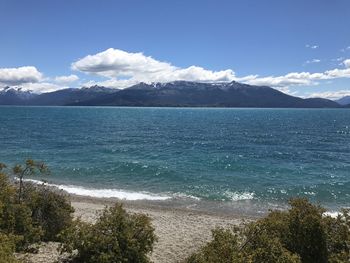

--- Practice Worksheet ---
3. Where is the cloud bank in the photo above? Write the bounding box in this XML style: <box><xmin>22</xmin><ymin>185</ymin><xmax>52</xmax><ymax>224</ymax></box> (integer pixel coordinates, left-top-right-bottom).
<box><xmin>1</xmin><ymin>49</ymin><xmax>350</xmax><ymax>99</ymax></box>
<box><xmin>54</xmin><ymin>74</ymin><xmax>79</xmax><ymax>84</ymax></box>
<box><xmin>309</xmin><ymin>90</ymin><xmax>350</xmax><ymax>100</ymax></box>
<box><xmin>0</xmin><ymin>67</ymin><xmax>77</xmax><ymax>93</ymax></box>
<box><xmin>20</xmin><ymin>82</ymin><xmax>68</xmax><ymax>94</ymax></box>
<box><xmin>72</xmin><ymin>48</ymin><xmax>236</xmax><ymax>88</ymax></box>
<box><xmin>0</xmin><ymin>66</ymin><xmax>42</xmax><ymax>86</ymax></box>
<box><xmin>241</xmin><ymin>67</ymin><xmax>350</xmax><ymax>88</ymax></box>
<box><xmin>72</xmin><ymin>49</ymin><xmax>350</xmax><ymax>94</ymax></box>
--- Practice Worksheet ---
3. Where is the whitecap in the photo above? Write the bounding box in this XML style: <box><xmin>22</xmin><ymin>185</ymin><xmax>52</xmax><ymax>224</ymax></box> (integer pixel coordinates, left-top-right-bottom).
<box><xmin>173</xmin><ymin>192</ymin><xmax>201</xmax><ymax>201</ymax></box>
<box><xmin>223</xmin><ymin>191</ymin><xmax>254</xmax><ymax>201</ymax></box>
<box><xmin>19</xmin><ymin>178</ymin><xmax>171</xmax><ymax>201</ymax></box>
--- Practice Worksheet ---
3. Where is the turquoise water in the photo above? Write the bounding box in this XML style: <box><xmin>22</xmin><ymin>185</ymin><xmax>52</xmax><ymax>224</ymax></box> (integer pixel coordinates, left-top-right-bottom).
<box><xmin>0</xmin><ymin>106</ymin><xmax>349</xmax><ymax>214</ymax></box>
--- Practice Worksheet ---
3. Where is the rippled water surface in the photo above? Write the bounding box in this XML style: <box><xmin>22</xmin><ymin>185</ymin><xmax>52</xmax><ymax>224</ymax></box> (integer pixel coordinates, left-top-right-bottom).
<box><xmin>0</xmin><ymin>106</ymin><xmax>349</xmax><ymax>213</ymax></box>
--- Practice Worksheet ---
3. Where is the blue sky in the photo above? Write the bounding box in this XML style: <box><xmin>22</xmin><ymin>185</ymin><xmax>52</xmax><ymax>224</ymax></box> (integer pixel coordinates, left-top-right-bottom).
<box><xmin>0</xmin><ymin>0</ymin><xmax>349</xmax><ymax>99</ymax></box>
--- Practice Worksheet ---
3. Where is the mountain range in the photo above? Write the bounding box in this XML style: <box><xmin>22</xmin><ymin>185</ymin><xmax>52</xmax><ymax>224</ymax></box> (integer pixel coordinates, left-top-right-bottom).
<box><xmin>336</xmin><ymin>96</ymin><xmax>350</xmax><ymax>106</ymax></box>
<box><xmin>0</xmin><ymin>81</ymin><xmax>347</xmax><ymax>108</ymax></box>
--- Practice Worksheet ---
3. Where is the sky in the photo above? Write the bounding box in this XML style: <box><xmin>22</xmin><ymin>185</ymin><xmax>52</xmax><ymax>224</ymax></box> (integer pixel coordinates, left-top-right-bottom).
<box><xmin>0</xmin><ymin>0</ymin><xmax>350</xmax><ymax>99</ymax></box>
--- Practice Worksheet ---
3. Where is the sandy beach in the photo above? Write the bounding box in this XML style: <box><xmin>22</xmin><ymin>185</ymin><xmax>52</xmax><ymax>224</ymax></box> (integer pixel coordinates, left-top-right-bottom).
<box><xmin>17</xmin><ymin>195</ymin><xmax>247</xmax><ymax>263</ymax></box>
<box><xmin>72</xmin><ymin>196</ymin><xmax>246</xmax><ymax>263</ymax></box>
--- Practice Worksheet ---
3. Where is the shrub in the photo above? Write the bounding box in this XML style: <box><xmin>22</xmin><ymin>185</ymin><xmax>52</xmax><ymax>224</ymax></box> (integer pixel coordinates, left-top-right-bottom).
<box><xmin>285</xmin><ymin>198</ymin><xmax>328</xmax><ymax>263</ymax></box>
<box><xmin>12</xmin><ymin>159</ymin><xmax>48</xmax><ymax>203</ymax></box>
<box><xmin>323</xmin><ymin>209</ymin><xmax>350</xmax><ymax>262</ymax></box>
<box><xmin>60</xmin><ymin>203</ymin><xmax>156</xmax><ymax>263</ymax></box>
<box><xmin>1</xmin><ymin>202</ymin><xmax>43</xmax><ymax>250</ymax></box>
<box><xmin>186</xmin><ymin>228</ymin><xmax>241</xmax><ymax>263</ymax></box>
<box><xmin>0</xmin><ymin>170</ymin><xmax>42</xmax><ymax>250</ymax></box>
<box><xmin>0</xmin><ymin>233</ymin><xmax>19</xmax><ymax>263</ymax></box>
<box><xmin>23</xmin><ymin>183</ymin><xmax>74</xmax><ymax>241</ymax></box>
<box><xmin>0</xmin><ymin>161</ymin><xmax>74</xmax><ymax>251</ymax></box>
<box><xmin>186</xmin><ymin>198</ymin><xmax>350</xmax><ymax>263</ymax></box>
<box><xmin>188</xmin><ymin>227</ymin><xmax>300</xmax><ymax>263</ymax></box>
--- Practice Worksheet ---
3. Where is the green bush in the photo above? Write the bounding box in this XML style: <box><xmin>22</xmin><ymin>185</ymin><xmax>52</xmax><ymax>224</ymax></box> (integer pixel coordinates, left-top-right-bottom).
<box><xmin>186</xmin><ymin>198</ymin><xmax>350</xmax><ymax>263</ymax></box>
<box><xmin>0</xmin><ymin>233</ymin><xmax>19</xmax><ymax>263</ymax></box>
<box><xmin>60</xmin><ymin>203</ymin><xmax>156</xmax><ymax>263</ymax></box>
<box><xmin>0</xmin><ymin>170</ymin><xmax>42</xmax><ymax>250</ymax></box>
<box><xmin>323</xmin><ymin>209</ymin><xmax>350</xmax><ymax>263</ymax></box>
<box><xmin>285</xmin><ymin>198</ymin><xmax>328</xmax><ymax>263</ymax></box>
<box><xmin>187</xmin><ymin>227</ymin><xmax>301</xmax><ymax>263</ymax></box>
<box><xmin>0</xmin><ymin>161</ymin><xmax>74</xmax><ymax>251</ymax></box>
<box><xmin>1</xmin><ymin>202</ymin><xmax>43</xmax><ymax>249</ymax></box>
<box><xmin>23</xmin><ymin>184</ymin><xmax>74</xmax><ymax>241</ymax></box>
<box><xmin>186</xmin><ymin>228</ymin><xmax>242</xmax><ymax>263</ymax></box>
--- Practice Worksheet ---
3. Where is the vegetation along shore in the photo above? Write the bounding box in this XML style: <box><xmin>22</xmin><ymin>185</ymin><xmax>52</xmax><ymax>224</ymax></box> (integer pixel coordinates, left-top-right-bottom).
<box><xmin>0</xmin><ymin>161</ymin><xmax>350</xmax><ymax>263</ymax></box>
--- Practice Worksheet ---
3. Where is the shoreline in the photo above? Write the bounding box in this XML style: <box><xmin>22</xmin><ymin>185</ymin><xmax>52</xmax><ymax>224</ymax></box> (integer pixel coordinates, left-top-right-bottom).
<box><xmin>69</xmin><ymin>194</ymin><xmax>260</xmax><ymax>220</ymax></box>
<box><xmin>16</xmin><ymin>193</ymin><xmax>248</xmax><ymax>263</ymax></box>
<box><xmin>15</xmin><ymin>187</ymin><xmax>343</xmax><ymax>262</ymax></box>
<box><xmin>70</xmin><ymin>194</ymin><xmax>249</xmax><ymax>263</ymax></box>
<box><xmin>15</xmin><ymin>183</ymin><xmax>258</xmax><ymax>263</ymax></box>
<box><xmin>22</xmin><ymin>177</ymin><xmax>272</xmax><ymax>217</ymax></box>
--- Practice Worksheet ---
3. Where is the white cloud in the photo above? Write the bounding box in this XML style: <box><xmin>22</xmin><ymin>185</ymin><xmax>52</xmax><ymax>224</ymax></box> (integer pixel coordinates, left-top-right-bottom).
<box><xmin>72</xmin><ymin>48</ymin><xmax>236</xmax><ymax>88</ymax></box>
<box><xmin>21</xmin><ymin>82</ymin><xmax>68</xmax><ymax>93</ymax></box>
<box><xmin>343</xmin><ymin>59</ymin><xmax>350</xmax><ymax>68</ymax></box>
<box><xmin>72</xmin><ymin>48</ymin><xmax>176</xmax><ymax>78</ymax></box>
<box><xmin>54</xmin><ymin>74</ymin><xmax>79</xmax><ymax>84</ymax></box>
<box><xmin>0</xmin><ymin>66</ymin><xmax>73</xmax><ymax>93</ymax></box>
<box><xmin>3</xmin><ymin>48</ymin><xmax>347</xmax><ymax>95</ymax></box>
<box><xmin>0</xmin><ymin>66</ymin><xmax>42</xmax><ymax>86</ymax></box>
<box><xmin>82</xmin><ymin>78</ymin><xmax>138</xmax><ymax>89</ymax></box>
<box><xmin>324</xmin><ymin>68</ymin><xmax>350</xmax><ymax>78</ymax></box>
<box><xmin>241</xmin><ymin>60</ymin><xmax>350</xmax><ymax>88</ymax></box>
<box><xmin>306</xmin><ymin>44</ymin><xmax>318</xmax><ymax>49</ymax></box>
<box><xmin>71</xmin><ymin>49</ymin><xmax>350</xmax><ymax>90</ymax></box>
<box><xmin>308</xmin><ymin>90</ymin><xmax>350</xmax><ymax>100</ymax></box>
<box><xmin>239</xmin><ymin>72</ymin><xmax>325</xmax><ymax>87</ymax></box>
<box><xmin>305</xmin><ymin>59</ymin><xmax>321</xmax><ymax>64</ymax></box>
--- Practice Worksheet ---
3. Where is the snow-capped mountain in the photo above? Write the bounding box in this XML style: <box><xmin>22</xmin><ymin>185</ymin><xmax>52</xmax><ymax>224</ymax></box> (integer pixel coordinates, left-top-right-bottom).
<box><xmin>0</xmin><ymin>81</ymin><xmax>342</xmax><ymax>108</ymax></box>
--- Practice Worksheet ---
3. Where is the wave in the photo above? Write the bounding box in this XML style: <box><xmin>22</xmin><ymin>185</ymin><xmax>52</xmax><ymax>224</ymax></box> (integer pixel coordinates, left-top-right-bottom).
<box><xmin>173</xmin><ymin>192</ymin><xmax>201</xmax><ymax>201</ymax></box>
<box><xmin>223</xmin><ymin>190</ymin><xmax>255</xmax><ymax>201</ymax></box>
<box><xmin>20</xmin><ymin>179</ymin><xmax>254</xmax><ymax>202</ymax></box>
<box><xmin>21</xmin><ymin>178</ymin><xmax>171</xmax><ymax>201</ymax></box>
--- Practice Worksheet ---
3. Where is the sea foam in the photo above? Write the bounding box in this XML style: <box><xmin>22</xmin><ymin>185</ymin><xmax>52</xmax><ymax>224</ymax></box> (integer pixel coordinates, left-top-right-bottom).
<box><xmin>223</xmin><ymin>190</ymin><xmax>255</xmax><ymax>201</ymax></box>
<box><xmin>21</xmin><ymin>178</ymin><xmax>171</xmax><ymax>201</ymax></box>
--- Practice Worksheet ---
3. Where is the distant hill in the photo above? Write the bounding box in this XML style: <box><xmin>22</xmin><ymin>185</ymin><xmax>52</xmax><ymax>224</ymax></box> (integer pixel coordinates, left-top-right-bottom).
<box><xmin>0</xmin><ymin>81</ymin><xmax>342</xmax><ymax>108</ymax></box>
<box><xmin>0</xmin><ymin>87</ymin><xmax>37</xmax><ymax>105</ymax></box>
<box><xmin>28</xmin><ymin>85</ymin><xmax>116</xmax><ymax>106</ymax></box>
<box><xmin>71</xmin><ymin>81</ymin><xmax>340</xmax><ymax>108</ymax></box>
<box><xmin>0</xmin><ymin>85</ymin><xmax>116</xmax><ymax>106</ymax></box>
<box><xmin>336</xmin><ymin>96</ymin><xmax>350</xmax><ymax>106</ymax></box>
